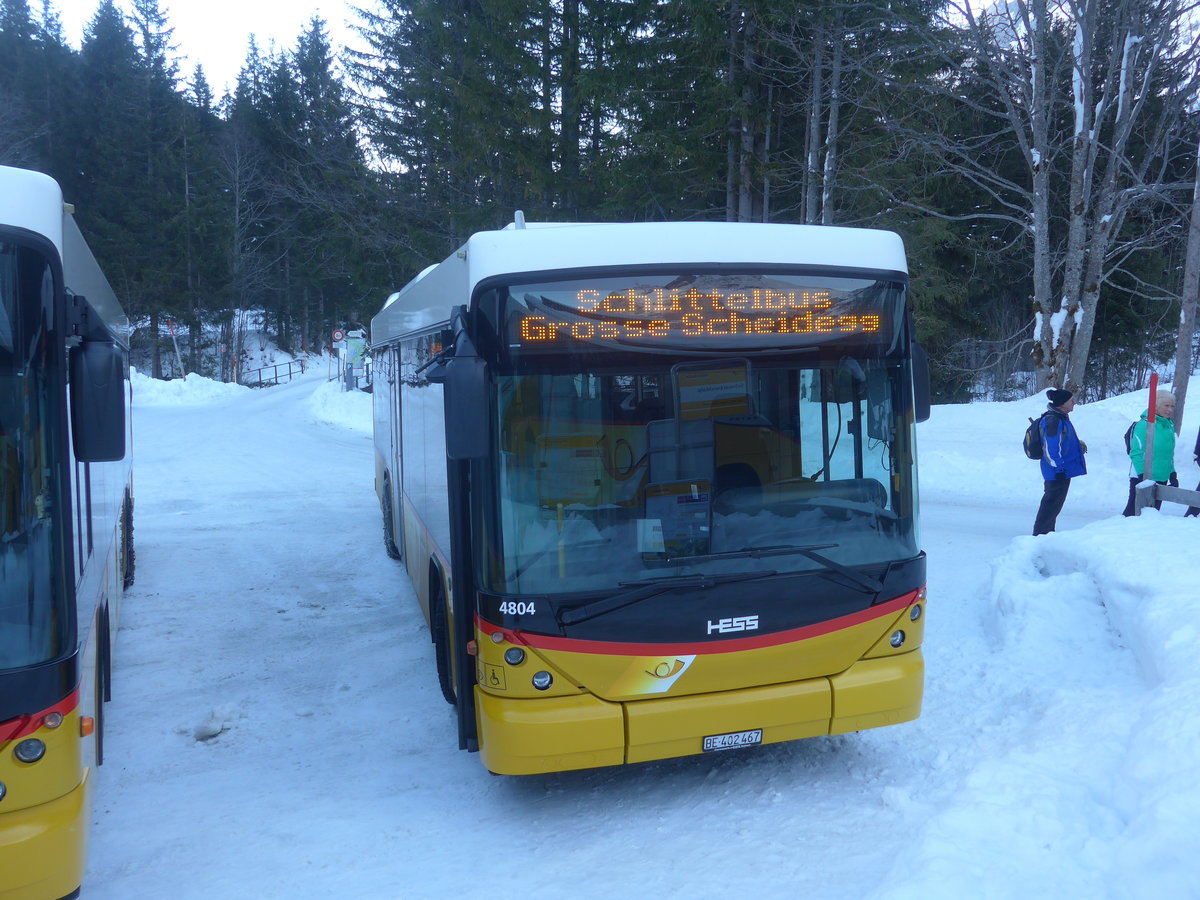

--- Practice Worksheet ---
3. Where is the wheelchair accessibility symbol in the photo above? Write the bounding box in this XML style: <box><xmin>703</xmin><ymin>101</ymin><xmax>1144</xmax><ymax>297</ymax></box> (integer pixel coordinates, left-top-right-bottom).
<box><xmin>483</xmin><ymin>663</ymin><xmax>507</xmax><ymax>691</ymax></box>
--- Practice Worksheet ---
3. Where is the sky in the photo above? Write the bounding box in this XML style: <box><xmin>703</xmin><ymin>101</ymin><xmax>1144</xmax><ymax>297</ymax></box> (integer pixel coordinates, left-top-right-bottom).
<box><xmin>76</xmin><ymin>332</ymin><xmax>1200</xmax><ymax>899</ymax></box>
<box><xmin>50</xmin><ymin>0</ymin><xmax>361</xmax><ymax>94</ymax></box>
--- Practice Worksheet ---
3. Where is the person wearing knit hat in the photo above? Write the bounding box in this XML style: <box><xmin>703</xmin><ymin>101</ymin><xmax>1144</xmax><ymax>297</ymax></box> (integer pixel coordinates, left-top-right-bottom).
<box><xmin>1033</xmin><ymin>387</ymin><xmax>1087</xmax><ymax>535</ymax></box>
<box><xmin>1047</xmin><ymin>388</ymin><xmax>1072</xmax><ymax>407</ymax></box>
<box><xmin>1121</xmin><ymin>389</ymin><xmax>1177</xmax><ymax>517</ymax></box>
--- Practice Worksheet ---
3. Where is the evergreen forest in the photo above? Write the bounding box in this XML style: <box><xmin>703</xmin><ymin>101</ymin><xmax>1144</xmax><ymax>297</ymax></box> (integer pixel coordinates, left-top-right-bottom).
<box><xmin>3</xmin><ymin>0</ymin><xmax>1199</xmax><ymax>403</ymax></box>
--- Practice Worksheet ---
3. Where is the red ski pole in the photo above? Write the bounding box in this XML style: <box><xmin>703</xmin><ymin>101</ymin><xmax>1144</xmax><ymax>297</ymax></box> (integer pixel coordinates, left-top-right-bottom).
<box><xmin>1143</xmin><ymin>372</ymin><xmax>1159</xmax><ymax>483</ymax></box>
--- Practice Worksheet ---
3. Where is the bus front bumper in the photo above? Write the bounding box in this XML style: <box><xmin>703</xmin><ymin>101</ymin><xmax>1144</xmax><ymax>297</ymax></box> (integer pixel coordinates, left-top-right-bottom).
<box><xmin>476</xmin><ymin>649</ymin><xmax>923</xmax><ymax>775</ymax></box>
<box><xmin>0</xmin><ymin>773</ymin><xmax>88</xmax><ymax>900</ymax></box>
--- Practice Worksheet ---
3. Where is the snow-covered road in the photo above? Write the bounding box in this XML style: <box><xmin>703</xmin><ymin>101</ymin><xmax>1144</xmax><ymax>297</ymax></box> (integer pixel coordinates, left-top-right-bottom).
<box><xmin>84</xmin><ymin>369</ymin><xmax>1200</xmax><ymax>899</ymax></box>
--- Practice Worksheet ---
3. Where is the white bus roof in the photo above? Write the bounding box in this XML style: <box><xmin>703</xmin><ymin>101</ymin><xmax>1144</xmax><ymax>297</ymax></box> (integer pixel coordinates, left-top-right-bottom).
<box><xmin>371</xmin><ymin>220</ymin><xmax>907</xmax><ymax>346</ymax></box>
<box><xmin>0</xmin><ymin>164</ymin><xmax>128</xmax><ymax>338</ymax></box>
<box><xmin>0</xmin><ymin>165</ymin><xmax>64</xmax><ymax>252</ymax></box>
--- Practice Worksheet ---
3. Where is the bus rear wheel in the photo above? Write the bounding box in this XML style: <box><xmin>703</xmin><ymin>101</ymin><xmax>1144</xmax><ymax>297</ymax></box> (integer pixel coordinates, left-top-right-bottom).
<box><xmin>121</xmin><ymin>491</ymin><xmax>135</xmax><ymax>589</ymax></box>
<box><xmin>381</xmin><ymin>485</ymin><xmax>401</xmax><ymax>560</ymax></box>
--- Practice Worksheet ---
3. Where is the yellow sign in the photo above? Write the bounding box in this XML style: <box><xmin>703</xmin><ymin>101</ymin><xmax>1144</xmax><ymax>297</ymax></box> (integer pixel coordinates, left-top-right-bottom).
<box><xmin>677</xmin><ymin>367</ymin><xmax>749</xmax><ymax>419</ymax></box>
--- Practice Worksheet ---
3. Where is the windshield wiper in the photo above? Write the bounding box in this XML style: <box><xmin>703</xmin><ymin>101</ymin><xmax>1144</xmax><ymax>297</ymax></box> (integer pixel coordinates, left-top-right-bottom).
<box><xmin>675</xmin><ymin>543</ymin><xmax>883</xmax><ymax>595</ymax></box>
<box><xmin>557</xmin><ymin>569</ymin><xmax>782</xmax><ymax>627</ymax></box>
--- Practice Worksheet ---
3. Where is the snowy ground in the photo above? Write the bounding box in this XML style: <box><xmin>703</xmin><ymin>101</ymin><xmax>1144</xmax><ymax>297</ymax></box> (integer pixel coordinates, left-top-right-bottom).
<box><xmin>84</xmin><ymin>370</ymin><xmax>1200</xmax><ymax>899</ymax></box>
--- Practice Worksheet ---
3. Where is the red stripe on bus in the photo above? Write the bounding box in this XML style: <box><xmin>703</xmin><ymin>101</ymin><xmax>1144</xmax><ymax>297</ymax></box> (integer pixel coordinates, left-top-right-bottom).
<box><xmin>478</xmin><ymin>587</ymin><xmax>922</xmax><ymax>656</ymax></box>
<box><xmin>0</xmin><ymin>689</ymin><xmax>80</xmax><ymax>744</ymax></box>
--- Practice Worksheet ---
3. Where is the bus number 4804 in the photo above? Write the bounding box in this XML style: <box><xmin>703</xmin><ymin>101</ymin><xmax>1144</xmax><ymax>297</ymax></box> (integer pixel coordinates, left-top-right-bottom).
<box><xmin>500</xmin><ymin>601</ymin><xmax>536</xmax><ymax>615</ymax></box>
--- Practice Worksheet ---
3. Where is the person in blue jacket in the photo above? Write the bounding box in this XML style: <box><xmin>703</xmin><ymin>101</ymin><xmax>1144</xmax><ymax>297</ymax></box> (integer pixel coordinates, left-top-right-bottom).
<box><xmin>1033</xmin><ymin>388</ymin><xmax>1087</xmax><ymax>535</ymax></box>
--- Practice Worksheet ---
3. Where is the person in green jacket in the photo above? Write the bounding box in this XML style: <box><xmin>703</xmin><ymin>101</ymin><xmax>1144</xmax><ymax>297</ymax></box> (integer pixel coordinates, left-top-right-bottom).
<box><xmin>1121</xmin><ymin>390</ymin><xmax>1178</xmax><ymax>516</ymax></box>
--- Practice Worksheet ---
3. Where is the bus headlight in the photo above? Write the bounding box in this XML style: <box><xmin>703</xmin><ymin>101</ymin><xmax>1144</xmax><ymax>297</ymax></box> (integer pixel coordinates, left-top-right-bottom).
<box><xmin>909</xmin><ymin>604</ymin><xmax>922</xmax><ymax>622</ymax></box>
<box><xmin>889</xmin><ymin>630</ymin><xmax>906</xmax><ymax>649</ymax></box>
<box><xmin>43</xmin><ymin>712</ymin><xmax>64</xmax><ymax>729</ymax></box>
<box><xmin>532</xmin><ymin>671</ymin><xmax>553</xmax><ymax>690</ymax></box>
<box><xmin>504</xmin><ymin>647</ymin><xmax>526</xmax><ymax>666</ymax></box>
<box><xmin>14</xmin><ymin>738</ymin><xmax>46</xmax><ymax>763</ymax></box>
<box><xmin>0</xmin><ymin>781</ymin><xmax>6</xmax><ymax>802</ymax></box>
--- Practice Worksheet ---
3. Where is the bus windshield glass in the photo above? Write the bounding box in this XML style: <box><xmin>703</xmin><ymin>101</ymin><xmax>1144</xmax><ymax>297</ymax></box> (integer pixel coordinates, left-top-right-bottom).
<box><xmin>487</xmin><ymin>273</ymin><xmax>918</xmax><ymax>596</ymax></box>
<box><xmin>0</xmin><ymin>241</ymin><xmax>69</xmax><ymax>670</ymax></box>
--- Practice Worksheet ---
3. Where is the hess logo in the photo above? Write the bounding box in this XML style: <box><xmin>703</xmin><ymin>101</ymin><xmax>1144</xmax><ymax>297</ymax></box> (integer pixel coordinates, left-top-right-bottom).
<box><xmin>707</xmin><ymin>615</ymin><xmax>760</xmax><ymax>634</ymax></box>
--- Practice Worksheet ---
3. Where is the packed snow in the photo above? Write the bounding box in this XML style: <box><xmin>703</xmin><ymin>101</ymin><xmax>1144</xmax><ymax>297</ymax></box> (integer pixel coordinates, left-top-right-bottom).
<box><xmin>84</xmin><ymin>365</ymin><xmax>1200</xmax><ymax>899</ymax></box>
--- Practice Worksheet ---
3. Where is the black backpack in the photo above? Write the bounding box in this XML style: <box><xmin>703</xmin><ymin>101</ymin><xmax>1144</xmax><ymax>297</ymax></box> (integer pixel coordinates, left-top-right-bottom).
<box><xmin>1023</xmin><ymin>414</ymin><xmax>1046</xmax><ymax>460</ymax></box>
<box><xmin>1124</xmin><ymin>420</ymin><xmax>1135</xmax><ymax>454</ymax></box>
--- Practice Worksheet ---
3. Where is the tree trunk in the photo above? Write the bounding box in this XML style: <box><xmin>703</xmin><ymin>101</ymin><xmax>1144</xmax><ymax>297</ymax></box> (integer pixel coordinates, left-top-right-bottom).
<box><xmin>725</xmin><ymin>3</ymin><xmax>741</xmax><ymax>221</ymax></box>
<box><xmin>149</xmin><ymin>309</ymin><xmax>162</xmax><ymax>379</ymax></box>
<box><xmin>560</xmin><ymin>0</ymin><xmax>580</xmax><ymax>215</ymax></box>
<box><xmin>1173</xmin><ymin>132</ymin><xmax>1200</xmax><ymax>431</ymax></box>
<box><xmin>804</xmin><ymin>24</ymin><xmax>825</xmax><ymax>225</ymax></box>
<box><xmin>1026</xmin><ymin>0</ymin><xmax>1056</xmax><ymax>387</ymax></box>
<box><xmin>737</xmin><ymin>14</ymin><xmax>755</xmax><ymax>222</ymax></box>
<box><xmin>820</xmin><ymin>27</ymin><xmax>842</xmax><ymax>226</ymax></box>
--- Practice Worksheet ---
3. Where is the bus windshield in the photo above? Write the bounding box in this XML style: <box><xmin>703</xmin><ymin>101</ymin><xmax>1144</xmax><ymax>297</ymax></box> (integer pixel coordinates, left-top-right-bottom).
<box><xmin>0</xmin><ymin>241</ymin><xmax>69</xmax><ymax>670</ymax></box>
<box><xmin>487</xmin><ymin>274</ymin><xmax>918</xmax><ymax>596</ymax></box>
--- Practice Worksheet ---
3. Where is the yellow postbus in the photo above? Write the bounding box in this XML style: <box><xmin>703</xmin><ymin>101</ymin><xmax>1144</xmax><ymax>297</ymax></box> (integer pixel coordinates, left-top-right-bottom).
<box><xmin>0</xmin><ymin>165</ymin><xmax>133</xmax><ymax>899</ymax></box>
<box><xmin>371</xmin><ymin>219</ymin><xmax>929</xmax><ymax>775</ymax></box>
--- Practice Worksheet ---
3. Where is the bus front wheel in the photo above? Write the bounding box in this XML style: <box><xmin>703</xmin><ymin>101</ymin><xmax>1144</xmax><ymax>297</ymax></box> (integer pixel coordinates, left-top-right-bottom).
<box><xmin>431</xmin><ymin>584</ymin><xmax>456</xmax><ymax>705</ymax></box>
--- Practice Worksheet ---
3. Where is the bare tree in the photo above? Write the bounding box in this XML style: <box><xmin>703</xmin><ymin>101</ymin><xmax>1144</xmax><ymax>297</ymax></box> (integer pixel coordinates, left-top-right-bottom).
<box><xmin>900</xmin><ymin>0</ymin><xmax>1200</xmax><ymax>394</ymax></box>
<box><xmin>1056</xmin><ymin>0</ymin><xmax>1200</xmax><ymax>390</ymax></box>
<box><xmin>215</xmin><ymin>131</ymin><xmax>283</xmax><ymax>381</ymax></box>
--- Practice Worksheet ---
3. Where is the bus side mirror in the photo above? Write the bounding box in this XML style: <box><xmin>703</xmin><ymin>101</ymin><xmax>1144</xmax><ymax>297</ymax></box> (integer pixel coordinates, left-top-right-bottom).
<box><xmin>443</xmin><ymin>355</ymin><xmax>488</xmax><ymax>460</ymax></box>
<box><xmin>912</xmin><ymin>342</ymin><xmax>931</xmax><ymax>423</ymax></box>
<box><xmin>70</xmin><ymin>338</ymin><xmax>126</xmax><ymax>462</ymax></box>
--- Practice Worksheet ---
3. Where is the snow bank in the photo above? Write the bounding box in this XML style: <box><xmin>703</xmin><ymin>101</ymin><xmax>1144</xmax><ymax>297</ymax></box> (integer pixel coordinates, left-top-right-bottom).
<box><xmin>304</xmin><ymin>378</ymin><xmax>372</xmax><ymax>435</ymax></box>
<box><xmin>879</xmin><ymin>513</ymin><xmax>1200</xmax><ymax>899</ymax></box>
<box><xmin>131</xmin><ymin>368</ymin><xmax>249</xmax><ymax>406</ymax></box>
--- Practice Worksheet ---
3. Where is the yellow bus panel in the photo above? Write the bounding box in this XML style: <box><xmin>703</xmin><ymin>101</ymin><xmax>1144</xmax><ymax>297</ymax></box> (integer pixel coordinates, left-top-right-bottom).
<box><xmin>0</xmin><ymin>770</ymin><xmax>89</xmax><ymax>900</ymax></box>
<box><xmin>476</xmin><ymin>691</ymin><xmax>625</xmax><ymax>775</ymax></box>
<box><xmin>476</xmin><ymin>646</ymin><xmax>923</xmax><ymax>775</ymax></box>
<box><xmin>624</xmin><ymin>677</ymin><xmax>830</xmax><ymax>764</ymax></box>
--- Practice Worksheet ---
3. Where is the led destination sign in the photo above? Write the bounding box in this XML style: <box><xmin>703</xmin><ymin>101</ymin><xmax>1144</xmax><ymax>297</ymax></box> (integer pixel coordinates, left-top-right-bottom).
<box><xmin>506</xmin><ymin>276</ymin><xmax>897</xmax><ymax>349</ymax></box>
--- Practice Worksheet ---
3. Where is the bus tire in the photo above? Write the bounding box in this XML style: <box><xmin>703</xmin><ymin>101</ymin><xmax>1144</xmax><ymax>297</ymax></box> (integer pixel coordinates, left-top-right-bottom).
<box><xmin>100</xmin><ymin>605</ymin><xmax>112</xmax><ymax>703</ymax></box>
<box><xmin>431</xmin><ymin>582</ymin><xmax>456</xmax><ymax>705</ymax></box>
<box><xmin>381</xmin><ymin>484</ymin><xmax>401</xmax><ymax>560</ymax></box>
<box><xmin>121</xmin><ymin>491</ymin><xmax>135</xmax><ymax>589</ymax></box>
<box><xmin>94</xmin><ymin>648</ymin><xmax>105</xmax><ymax>767</ymax></box>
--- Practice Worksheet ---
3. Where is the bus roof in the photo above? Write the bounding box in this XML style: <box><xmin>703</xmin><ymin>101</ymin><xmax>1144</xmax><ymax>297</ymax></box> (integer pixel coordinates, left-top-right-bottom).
<box><xmin>370</xmin><ymin>220</ymin><xmax>907</xmax><ymax>346</ymax></box>
<box><xmin>0</xmin><ymin>165</ymin><xmax>64</xmax><ymax>252</ymax></box>
<box><xmin>0</xmin><ymin>165</ymin><xmax>128</xmax><ymax>340</ymax></box>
